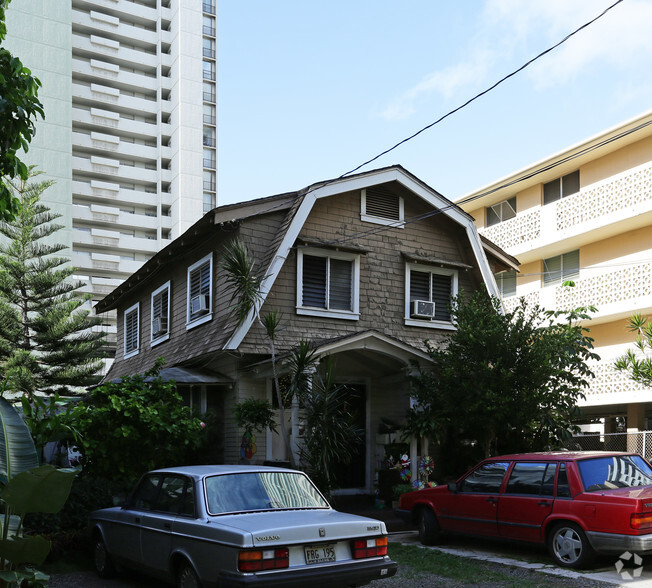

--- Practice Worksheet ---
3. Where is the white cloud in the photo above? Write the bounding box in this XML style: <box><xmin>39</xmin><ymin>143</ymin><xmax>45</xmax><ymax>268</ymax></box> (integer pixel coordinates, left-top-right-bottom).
<box><xmin>486</xmin><ymin>0</ymin><xmax>652</xmax><ymax>88</ymax></box>
<box><xmin>379</xmin><ymin>0</ymin><xmax>651</xmax><ymax>121</ymax></box>
<box><xmin>380</xmin><ymin>50</ymin><xmax>493</xmax><ymax>121</ymax></box>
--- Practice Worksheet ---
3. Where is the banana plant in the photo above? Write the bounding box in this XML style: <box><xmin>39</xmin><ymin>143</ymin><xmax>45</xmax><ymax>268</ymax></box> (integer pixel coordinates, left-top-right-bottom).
<box><xmin>0</xmin><ymin>395</ymin><xmax>77</xmax><ymax>587</ymax></box>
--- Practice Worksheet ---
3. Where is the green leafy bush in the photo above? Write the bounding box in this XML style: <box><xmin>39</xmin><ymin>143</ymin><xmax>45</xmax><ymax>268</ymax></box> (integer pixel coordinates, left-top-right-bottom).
<box><xmin>65</xmin><ymin>360</ymin><xmax>205</xmax><ymax>481</ymax></box>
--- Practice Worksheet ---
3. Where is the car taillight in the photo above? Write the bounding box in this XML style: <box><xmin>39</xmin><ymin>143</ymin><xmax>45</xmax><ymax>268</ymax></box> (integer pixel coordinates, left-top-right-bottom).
<box><xmin>351</xmin><ymin>536</ymin><xmax>388</xmax><ymax>559</ymax></box>
<box><xmin>238</xmin><ymin>548</ymin><xmax>289</xmax><ymax>571</ymax></box>
<box><xmin>631</xmin><ymin>512</ymin><xmax>652</xmax><ymax>530</ymax></box>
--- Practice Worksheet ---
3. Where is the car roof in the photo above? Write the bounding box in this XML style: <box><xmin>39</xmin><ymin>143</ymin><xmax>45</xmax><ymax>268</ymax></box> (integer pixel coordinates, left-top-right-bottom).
<box><xmin>484</xmin><ymin>451</ymin><xmax>637</xmax><ymax>462</ymax></box>
<box><xmin>147</xmin><ymin>464</ymin><xmax>303</xmax><ymax>480</ymax></box>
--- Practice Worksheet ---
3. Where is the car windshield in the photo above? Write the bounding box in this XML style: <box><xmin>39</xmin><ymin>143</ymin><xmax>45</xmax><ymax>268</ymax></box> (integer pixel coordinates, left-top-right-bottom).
<box><xmin>205</xmin><ymin>471</ymin><xmax>330</xmax><ymax>514</ymax></box>
<box><xmin>578</xmin><ymin>455</ymin><xmax>652</xmax><ymax>492</ymax></box>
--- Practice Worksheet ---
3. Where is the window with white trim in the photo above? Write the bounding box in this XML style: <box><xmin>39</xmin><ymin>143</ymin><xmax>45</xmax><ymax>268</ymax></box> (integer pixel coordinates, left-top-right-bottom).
<box><xmin>187</xmin><ymin>254</ymin><xmax>212</xmax><ymax>328</ymax></box>
<box><xmin>543</xmin><ymin>250</ymin><xmax>579</xmax><ymax>286</ymax></box>
<box><xmin>405</xmin><ymin>264</ymin><xmax>457</xmax><ymax>327</ymax></box>
<box><xmin>124</xmin><ymin>302</ymin><xmax>139</xmax><ymax>358</ymax></box>
<box><xmin>495</xmin><ymin>270</ymin><xmax>517</xmax><ymax>297</ymax></box>
<box><xmin>543</xmin><ymin>170</ymin><xmax>579</xmax><ymax>205</ymax></box>
<box><xmin>361</xmin><ymin>186</ymin><xmax>404</xmax><ymax>227</ymax></box>
<box><xmin>297</xmin><ymin>248</ymin><xmax>359</xmax><ymax>320</ymax></box>
<box><xmin>486</xmin><ymin>196</ymin><xmax>516</xmax><ymax>227</ymax></box>
<box><xmin>151</xmin><ymin>281</ymin><xmax>170</xmax><ymax>345</ymax></box>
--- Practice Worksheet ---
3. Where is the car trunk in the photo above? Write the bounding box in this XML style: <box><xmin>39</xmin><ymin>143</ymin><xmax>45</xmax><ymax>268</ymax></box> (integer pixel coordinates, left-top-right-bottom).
<box><xmin>212</xmin><ymin>509</ymin><xmax>386</xmax><ymax>548</ymax></box>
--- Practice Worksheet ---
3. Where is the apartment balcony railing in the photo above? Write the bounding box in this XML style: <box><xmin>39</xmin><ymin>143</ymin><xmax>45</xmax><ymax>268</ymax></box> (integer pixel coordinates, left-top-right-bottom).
<box><xmin>503</xmin><ymin>262</ymin><xmax>652</xmax><ymax>317</ymax></box>
<box><xmin>480</xmin><ymin>161</ymin><xmax>652</xmax><ymax>253</ymax></box>
<box><xmin>203</xmin><ymin>47</ymin><xmax>216</xmax><ymax>59</ymax></box>
<box><xmin>203</xmin><ymin>158</ymin><xmax>216</xmax><ymax>169</ymax></box>
<box><xmin>203</xmin><ymin>136</ymin><xmax>216</xmax><ymax>147</ymax></box>
<box><xmin>203</xmin><ymin>92</ymin><xmax>216</xmax><ymax>102</ymax></box>
<box><xmin>203</xmin><ymin>2</ymin><xmax>216</xmax><ymax>15</ymax></box>
<box><xmin>203</xmin><ymin>26</ymin><xmax>216</xmax><ymax>36</ymax></box>
<box><xmin>203</xmin><ymin>181</ymin><xmax>216</xmax><ymax>191</ymax></box>
<box><xmin>203</xmin><ymin>114</ymin><xmax>216</xmax><ymax>125</ymax></box>
<box><xmin>203</xmin><ymin>70</ymin><xmax>215</xmax><ymax>81</ymax></box>
<box><xmin>579</xmin><ymin>359</ymin><xmax>649</xmax><ymax>402</ymax></box>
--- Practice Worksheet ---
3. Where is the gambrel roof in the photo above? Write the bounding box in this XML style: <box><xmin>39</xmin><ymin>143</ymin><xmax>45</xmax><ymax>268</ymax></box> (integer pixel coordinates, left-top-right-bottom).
<box><xmin>96</xmin><ymin>165</ymin><xmax>518</xmax><ymax>353</ymax></box>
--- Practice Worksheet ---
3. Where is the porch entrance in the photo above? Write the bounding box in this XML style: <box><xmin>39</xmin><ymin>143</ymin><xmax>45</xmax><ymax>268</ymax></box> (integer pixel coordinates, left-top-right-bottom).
<box><xmin>331</xmin><ymin>384</ymin><xmax>366</xmax><ymax>489</ymax></box>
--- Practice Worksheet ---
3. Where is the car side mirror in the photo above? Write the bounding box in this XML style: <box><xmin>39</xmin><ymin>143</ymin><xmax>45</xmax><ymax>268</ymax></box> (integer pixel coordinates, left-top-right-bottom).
<box><xmin>447</xmin><ymin>482</ymin><xmax>458</xmax><ymax>493</ymax></box>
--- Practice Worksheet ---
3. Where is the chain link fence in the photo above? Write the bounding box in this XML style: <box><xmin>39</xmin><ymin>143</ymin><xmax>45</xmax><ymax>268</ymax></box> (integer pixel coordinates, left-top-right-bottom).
<box><xmin>568</xmin><ymin>431</ymin><xmax>652</xmax><ymax>460</ymax></box>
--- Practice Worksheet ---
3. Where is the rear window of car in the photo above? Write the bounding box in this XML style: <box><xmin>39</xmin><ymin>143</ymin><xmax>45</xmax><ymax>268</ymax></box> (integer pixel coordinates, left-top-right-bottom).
<box><xmin>578</xmin><ymin>455</ymin><xmax>652</xmax><ymax>492</ymax></box>
<box><xmin>204</xmin><ymin>471</ymin><xmax>329</xmax><ymax>515</ymax></box>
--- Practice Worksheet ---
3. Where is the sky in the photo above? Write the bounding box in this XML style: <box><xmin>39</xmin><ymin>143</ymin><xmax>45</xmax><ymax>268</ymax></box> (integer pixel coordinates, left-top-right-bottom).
<box><xmin>217</xmin><ymin>0</ymin><xmax>652</xmax><ymax>206</ymax></box>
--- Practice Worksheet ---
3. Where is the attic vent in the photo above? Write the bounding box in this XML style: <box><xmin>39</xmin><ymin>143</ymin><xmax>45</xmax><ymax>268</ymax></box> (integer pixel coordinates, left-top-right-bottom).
<box><xmin>361</xmin><ymin>186</ymin><xmax>404</xmax><ymax>227</ymax></box>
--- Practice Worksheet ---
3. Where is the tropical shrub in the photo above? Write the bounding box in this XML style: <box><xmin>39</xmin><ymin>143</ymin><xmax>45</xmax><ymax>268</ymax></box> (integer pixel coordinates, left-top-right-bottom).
<box><xmin>65</xmin><ymin>360</ymin><xmax>205</xmax><ymax>481</ymax></box>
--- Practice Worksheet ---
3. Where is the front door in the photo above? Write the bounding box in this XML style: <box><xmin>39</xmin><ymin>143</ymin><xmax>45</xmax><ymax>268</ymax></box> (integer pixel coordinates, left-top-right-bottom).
<box><xmin>331</xmin><ymin>384</ymin><xmax>366</xmax><ymax>489</ymax></box>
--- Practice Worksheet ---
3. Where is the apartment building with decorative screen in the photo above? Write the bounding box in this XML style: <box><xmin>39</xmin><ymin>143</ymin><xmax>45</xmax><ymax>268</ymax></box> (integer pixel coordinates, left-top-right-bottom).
<box><xmin>457</xmin><ymin>110</ymin><xmax>652</xmax><ymax>439</ymax></box>
<box><xmin>4</xmin><ymin>0</ymin><xmax>217</xmax><ymax>363</ymax></box>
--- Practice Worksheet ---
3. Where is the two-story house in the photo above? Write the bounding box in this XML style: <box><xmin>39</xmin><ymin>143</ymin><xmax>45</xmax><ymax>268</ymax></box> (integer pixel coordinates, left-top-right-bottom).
<box><xmin>96</xmin><ymin>165</ymin><xmax>517</xmax><ymax>493</ymax></box>
<box><xmin>456</xmin><ymin>109</ymin><xmax>652</xmax><ymax>450</ymax></box>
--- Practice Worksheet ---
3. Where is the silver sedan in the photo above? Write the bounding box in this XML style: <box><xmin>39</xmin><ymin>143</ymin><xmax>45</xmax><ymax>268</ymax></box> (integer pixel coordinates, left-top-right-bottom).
<box><xmin>89</xmin><ymin>465</ymin><xmax>397</xmax><ymax>587</ymax></box>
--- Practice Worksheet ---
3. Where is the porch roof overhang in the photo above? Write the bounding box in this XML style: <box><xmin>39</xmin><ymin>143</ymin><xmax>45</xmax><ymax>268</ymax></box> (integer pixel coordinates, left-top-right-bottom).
<box><xmin>246</xmin><ymin>330</ymin><xmax>432</xmax><ymax>375</ymax></box>
<box><xmin>107</xmin><ymin>366</ymin><xmax>232</xmax><ymax>385</ymax></box>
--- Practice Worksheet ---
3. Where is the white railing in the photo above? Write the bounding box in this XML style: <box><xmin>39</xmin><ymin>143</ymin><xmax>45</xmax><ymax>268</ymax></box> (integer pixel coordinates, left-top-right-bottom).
<box><xmin>479</xmin><ymin>161</ymin><xmax>652</xmax><ymax>252</ymax></box>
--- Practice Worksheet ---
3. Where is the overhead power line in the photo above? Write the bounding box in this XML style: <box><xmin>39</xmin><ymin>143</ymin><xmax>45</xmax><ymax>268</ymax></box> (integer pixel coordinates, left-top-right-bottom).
<box><xmin>229</xmin><ymin>0</ymin><xmax>626</xmax><ymax>239</ymax></box>
<box><xmin>337</xmin><ymin>0</ymin><xmax>625</xmax><ymax>180</ymax></box>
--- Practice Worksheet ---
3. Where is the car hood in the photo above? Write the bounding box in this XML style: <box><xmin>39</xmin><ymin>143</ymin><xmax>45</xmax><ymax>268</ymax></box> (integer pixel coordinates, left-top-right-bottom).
<box><xmin>211</xmin><ymin>509</ymin><xmax>386</xmax><ymax>547</ymax></box>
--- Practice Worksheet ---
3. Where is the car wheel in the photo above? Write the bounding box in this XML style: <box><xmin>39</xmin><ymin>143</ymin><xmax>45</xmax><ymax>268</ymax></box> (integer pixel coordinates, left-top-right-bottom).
<box><xmin>548</xmin><ymin>522</ymin><xmax>595</xmax><ymax>569</ymax></box>
<box><xmin>418</xmin><ymin>507</ymin><xmax>441</xmax><ymax>545</ymax></box>
<box><xmin>177</xmin><ymin>562</ymin><xmax>201</xmax><ymax>588</ymax></box>
<box><xmin>93</xmin><ymin>534</ymin><xmax>116</xmax><ymax>578</ymax></box>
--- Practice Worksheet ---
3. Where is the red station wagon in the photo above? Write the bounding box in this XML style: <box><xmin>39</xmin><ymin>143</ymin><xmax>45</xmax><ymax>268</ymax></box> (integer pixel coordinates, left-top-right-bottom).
<box><xmin>396</xmin><ymin>451</ymin><xmax>652</xmax><ymax>568</ymax></box>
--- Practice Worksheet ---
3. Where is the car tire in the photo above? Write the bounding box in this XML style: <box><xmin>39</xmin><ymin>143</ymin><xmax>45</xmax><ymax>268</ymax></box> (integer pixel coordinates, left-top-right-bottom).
<box><xmin>548</xmin><ymin>522</ymin><xmax>595</xmax><ymax>569</ymax></box>
<box><xmin>418</xmin><ymin>507</ymin><xmax>441</xmax><ymax>545</ymax></box>
<box><xmin>92</xmin><ymin>534</ymin><xmax>116</xmax><ymax>578</ymax></box>
<box><xmin>177</xmin><ymin>561</ymin><xmax>202</xmax><ymax>588</ymax></box>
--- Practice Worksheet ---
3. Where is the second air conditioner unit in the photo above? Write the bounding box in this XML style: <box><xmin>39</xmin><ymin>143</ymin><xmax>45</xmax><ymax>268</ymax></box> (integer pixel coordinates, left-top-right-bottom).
<box><xmin>411</xmin><ymin>299</ymin><xmax>435</xmax><ymax>319</ymax></box>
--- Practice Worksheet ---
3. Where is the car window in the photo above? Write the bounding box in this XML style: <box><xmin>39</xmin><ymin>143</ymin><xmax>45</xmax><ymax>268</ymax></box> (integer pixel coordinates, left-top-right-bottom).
<box><xmin>459</xmin><ymin>462</ymin><xmax>508</xmax><ymax>493</ymax></box>
<box><xmin>556</xmin><ymin>463</ymin><xmax>571</xmax><ymax>497</ymax></box>
<box><xmin>130</xmin><ymin>475</ymin><xmax>162</xmax><ymax>511</ymax></box>
<box><xmin>205</xmin><ymin>471</ymin><xmax>329</xmax><ymax>515</ymax></box>
<box><xmin>157</xmin><ymin>476</ymin><xmax>194</xmax><ymax>516</ymax></box>
<box><xmin>578</xmin><ymin>455</ymin><xmax>652</xmax><ymax>491</ymax></box>
<box><xmin>506</xmin><ymin>462</ymin><xmax>557</xmax><ymax>496</ymax></box>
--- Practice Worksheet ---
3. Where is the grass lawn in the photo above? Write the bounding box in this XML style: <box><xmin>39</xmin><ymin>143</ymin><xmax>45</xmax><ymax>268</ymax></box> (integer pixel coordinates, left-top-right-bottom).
<box><xmin>387</xmin><ymin>542</ymin><xmax>595</xmax><ymax>587</ymax></box>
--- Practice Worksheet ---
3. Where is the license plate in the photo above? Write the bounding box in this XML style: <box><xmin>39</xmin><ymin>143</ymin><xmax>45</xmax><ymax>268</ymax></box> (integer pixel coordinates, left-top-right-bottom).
<box><xmin>304</xmin><ymin>543</ymin><xmax>336</xmax><ymax>564</ymax></box>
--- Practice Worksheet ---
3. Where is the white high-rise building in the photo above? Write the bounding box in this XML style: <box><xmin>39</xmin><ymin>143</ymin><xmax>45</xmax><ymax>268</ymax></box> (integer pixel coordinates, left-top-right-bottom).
<box><xmin>4</xmin><ymin>0</ymin><xmax>217</xmax><ymax>357</ymax></box>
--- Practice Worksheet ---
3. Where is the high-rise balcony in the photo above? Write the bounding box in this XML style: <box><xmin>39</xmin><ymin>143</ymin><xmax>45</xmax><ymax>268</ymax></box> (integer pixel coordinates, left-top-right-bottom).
<box><xmin>73</xmin><ymin>180</ymin><xmax>158</xmax><ymax>208</ymax></box>
<box><xmin>72</xmin><ymin>9</ymin><xmax>158</xmax><ymax>48</ymax></box>
<box><xmin>72</xmin><ymin>58</ymin><xmax>158</xmax><ymax>94</ymax></box>
<box><xmin>72</xmin><ymin>107</ymin><xmax>158</xmax><ymax>141</ymax></box>
<box><xmin>73</xmin><ymin>34</ymin><xmax>158</xmax><ymax>72</ymax></box>
<box><xmin>72</xmin><ymin>0</ymin><xmax>157</xmax><ymax>27</ymax></box>
<box><xmin>479</xmin><ymin>161</ymin><xmax>652</xmax><ymax>261</ymax></box>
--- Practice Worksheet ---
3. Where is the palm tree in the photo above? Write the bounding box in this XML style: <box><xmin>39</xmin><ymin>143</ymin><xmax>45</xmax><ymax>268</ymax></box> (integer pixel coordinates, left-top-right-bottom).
<box><xmin>221</xmin><ymin>239</ymin><xmax>295</xmax><ymax>467</ymax></box>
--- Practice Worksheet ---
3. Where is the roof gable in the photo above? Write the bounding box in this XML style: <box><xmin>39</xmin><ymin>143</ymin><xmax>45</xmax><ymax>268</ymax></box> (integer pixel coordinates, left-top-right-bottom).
<box><xmin>224</xmin><ymin>166</ymin><xmax>503</xmax><ymax>349</ymax></box>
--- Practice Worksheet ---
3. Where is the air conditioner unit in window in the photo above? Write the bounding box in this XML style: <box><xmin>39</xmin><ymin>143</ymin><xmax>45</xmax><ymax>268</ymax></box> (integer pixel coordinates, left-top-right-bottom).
<box><xmin>152</xmin><ymin>317</ymin><xmax>168</xmax><ymax>337</ymax></box>
<box><xmin>190</xmin><ymin>294</ymin><xmax>210</xmax><ymax>315</ymax></box>
<box><xmin>411</xmin><ymin>299</ymin><xmax>435</xmax><ymax>319</ymax></box>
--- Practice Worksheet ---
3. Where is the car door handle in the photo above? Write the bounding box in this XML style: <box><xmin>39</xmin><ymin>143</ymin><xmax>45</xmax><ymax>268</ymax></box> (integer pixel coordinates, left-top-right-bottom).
<box><xmin>537</xmin><ymin>501</ymin><xmax>552</xmax><ymax>506</ymax></box>
<box><xmin>134</xmin><ymin>517</ymin><xmax>141</xmax><ymax>524</ymax></box>
<box><xmin>485</xmin><ymin>497</ymin><xmax>498</xmax><ymax>504</ymax></box>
